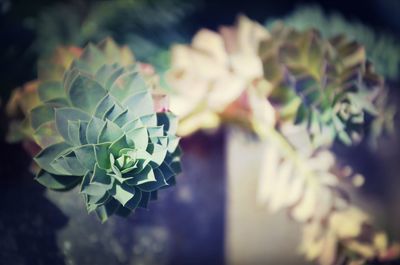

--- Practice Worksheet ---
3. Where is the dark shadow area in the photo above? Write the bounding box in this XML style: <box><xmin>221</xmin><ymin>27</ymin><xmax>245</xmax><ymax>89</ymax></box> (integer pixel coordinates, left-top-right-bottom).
<box><xmin>0</xmin><ymin>109</ymin><xmax>68</xmax><ymax>265</ymax></box>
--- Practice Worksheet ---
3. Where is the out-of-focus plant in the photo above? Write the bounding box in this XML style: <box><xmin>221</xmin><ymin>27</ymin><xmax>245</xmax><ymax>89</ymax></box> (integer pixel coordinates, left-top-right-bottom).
<box><xmin>7</xmin><ymin>38</ymin><xmax>181</xmax><ymax>222</ymax></box>
<box><xmin>257</xmin><ymin>24</ymin><xmax>399</xmax><ymax>265</ymax></box>
<box><xmin>260</xmin><ymin>23</ymin><xmax>395</xmax><ymax>147</ymax></box>
<box><xmin>258</xmin><ymin>122</ymin><xmax>400</xmax><ymax>265</ymax></box>
<box><xmin>168</xmin><ymin>15</ymin><xmax>275</xmax><ymax>136</ymax></box>
<box><xmin>28</xmin><ymin>0</ymin><xmax>193</xmax><ymax>71</ymax></box>
<box><xmin>6</xmin><ymin>47</ymin><xmax>83</xmax><ymax>162</ymax></box>
<box><xmin>168</xmin><ymin>16</ymin><xmax>399</xmax><ymax>265</ymax></box>
<box><xmin>267</xmin><ymin>5</ymin><xmax>400</xmax><ymax>80</ymax></box>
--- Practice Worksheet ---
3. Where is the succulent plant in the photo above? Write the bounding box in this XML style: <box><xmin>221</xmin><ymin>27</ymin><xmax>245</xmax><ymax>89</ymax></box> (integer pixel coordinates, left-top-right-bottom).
<box><xmin>256</xmin><ymin>24</ymin><xmax>398</xmax><ymax>264</ymax></box>
<box><xmin>6</xmin><ymin>81</ymin><xmax>40</xmax><ymax>144</ymax></box>
<box><xmin>29</xmin><ymin>39</ymin><xmax>181</xmax><ymax>221</ymax></box>
<box><xmin>267</xmin><ymin>5</ymin><xmax>400</xmax><ymax>80</ymax></box>
<box><xmin>168</xmin><ymin>15</ymin><xmax>272</xmax><ymax>136</ymax></box>
<box><xmin>5</xmin><ymin>47</ymin><xmax>84</xmax><ymax>167</ymax></box>
<box><xmin>6</xmin><ymin>47</ymin><xmax>82</xmax><ymax>143</ymax></box>
<box><xmin>257</xmin><ymin>122</ymin><xmax>400</xmax><ymax>265</ymax></box>
<box><xmin>260</xmin><ymin>24</ymin><xmax>391</xmax><ymax>146</ymax></box>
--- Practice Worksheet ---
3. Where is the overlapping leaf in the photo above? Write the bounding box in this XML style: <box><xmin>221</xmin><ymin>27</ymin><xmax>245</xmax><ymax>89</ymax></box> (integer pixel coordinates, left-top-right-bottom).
<box><xmin>260</xmin><ymin>24</ymin><xmax>392</xmax><ymax>146</ymax></box>
<box><xmin>30</xmin><ymin>39</ymin><xmax>181</xmax><ymax>222</ymax></box>
<box><xmin>257</xmin><ymin>122</ymin><xmax>398</xmax><ymax>265</ymax></box>
<box><xmin>168</xmin><ymin>15</ymin><xmax>270</xmax><ymax>136</ymax></box>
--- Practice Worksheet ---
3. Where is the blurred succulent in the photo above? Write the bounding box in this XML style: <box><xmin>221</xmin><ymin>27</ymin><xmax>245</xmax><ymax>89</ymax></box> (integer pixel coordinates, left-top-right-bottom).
<box><xmin>301</xmin><ymin>206</ymin><xmax>400</xmax><ymax>265</ymax></box>
<box><xmin>260</xmin><ymin>24</ymin><xmax>393</xmax><ymax>146</ymax></box>
<box><xmin>6</xmin><ymin>80</ymin><xmax>40</xmax><ymax>144</ymax></box>
<box><xmin>168</xmin><ymin>15</ymin><xmax>398</xmax><ymax>265</ymax></box>
<box><xmin>6</xmin><ymin>47</ymin><xmax>83</xmax><ymax>164</ymax></box>
<box><xmin>267</xmin><ymin>5</ymin><xmax>400</xmax><ymax>80</ymax></box>
<box><xmin>6</xmin><ymin>47</ymin><xmax>83</xmax><ymax>142</ymax></box>
<box><xmin>168</xmin><ymin>15</ymin><xmax>273</xmax><ymax>136</ymax></box>
<box><xmin>27</xmin><ymin>38</ymin><xmax>181</xmax><ymax>222</ymax></box>
<box><xmin>368</xmin><ymin>88</ymin><xmax>396</xmax><ymax>148</ymax></box>
<box><xmin>256</xmin><ymin>24</ymin><xmax>398</xmax><ymax>264</ymax></box>
<box><xmin>257</xmin><ymin>122</ymin><xmax>399</xmax><ymax>265</ymax></box>
<box><xmin>29</xmin><ymin>0</ymin><xmax>194</xmax><ymax>71</ymax></box>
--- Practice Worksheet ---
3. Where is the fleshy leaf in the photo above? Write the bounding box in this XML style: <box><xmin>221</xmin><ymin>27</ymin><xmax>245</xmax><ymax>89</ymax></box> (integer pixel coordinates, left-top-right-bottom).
<box><xmin>138</xmin><ymin>192</ymin><xmax>151</xmax><ymax>209</ymax></box>
<box><xmin>92</xmin><ymin>164</ymin><xmax>113</xmax><ymax>186</ymax></box>
<box><xmin>124</xmin><ymin>187</ymin><xmax>142</xmax><ymax>211</ymax></box>
<box><xmin>95</xmin><ymin>198</ymin><xmax>119</xmax><ymax>223</ymax></box>
<box><xmin>79</xmin><ymin>44</ymin><xmax>107</xmax><ymax>73</ymax></box>
<box><xmin>67</xmin><ymin>120</ymin><xmax>81</xmax><ymax>146</ymax></box>
<box><xmin>50</xmin><ymin>151</ymin><xmax>86</xmax><ymax>176</ymax></box>
<box><xmin>137</xmin><ymin>167</ymin><xmax>168</xmax><ymax>192</ymax></box>
<box><xmin>68</xmin><ymin>74</ymin><xmax>107</xmax><ymax>114</ymax></box>
<box><xmin>38</xmin><ymin>81</ymin><xmax>65</xmax><ymax>102</ymax></box>
<box><xmin>95</xmin><ymin>63</ymin><xmax>122</xmax><ymax>88</ymax></box>
<box><xmin>109</xmin><ymin>70</ymin><xmax>147</xmax><ymax>102</ymax></box>
<box><xmin>74</xmin><ymin>144</ymin><xmax>96</xmax><ymax>171</ymax></box>
<box><xmin>126</xmin><ymin>165</ymin><xmax>156</xmax><ymax>186</ymax></box>
<box><xmin>86</xmin><ymin>116</ymin><xmax>106</xmax><ymax>144</ymax></box>
<box><xmin>109</xmin><ymin>134</ymin><xmax>130</xmax><ymax>157</ymax></box>
<box><xmin>94</xmin><ymin>142</ymin><xmax>112</xmax><ymax>170</ymax></box>
<box><xmin>102</xmin><ymin>104</ymin><xmax>124</xmax><ymax>121</ymax></box>
<box><xmin>97</xmin><ymin>120</ymin><xmax>124</xmax><ymax>143</ymax></box>
<box><xmin>126</xmin><ymin>127</ymin><xmax>148</xmax><ymax>149</ymax></box>
<box><xmin>94</xmin><ymin>94</ymin><xmax>116</xmax><ymax>119</ymax></box>
<box><xmin>123</xmin><ymin>91</ymin><xmax>154</xmax><ymax>117</ymax></box>
<box><xmin>36</xmin><ymin>170</ymin><xmax>81</xmax><ymax>191</ymax></box>
<box><xmin>113</xmin><ymin>109</ymin><xmax>136</xmax><ymax>128</ymax></box>
<box><xmin>122</xmin><ymin>118</ymin><xmax>143</xmax><ymax>133</ymax></box>
<box><xmin>33</xmin><ymin>121</ymin><xmax>63</xmax><ymax>148</ymax></box>
<box><xmin>110</xmin><ymin>182</ymin><xmax>135</xmax><ymax>206</ymax></box>
<box><xmin>147</xmin><ymin>143</ymin><xmax>168</xmax><ymax>166</ymax></box>
<box><xmin>140</xmin><ymin>114</ymin><xmax>157</xmax><ymax>127</ymax></box>
<box><xmin>157</xmin><ymin>112</ymin><xmax>178</xmax><ymax>134</ymax></box>
<box><xmin>55</xmin><ymin>107</ymin><xmax>90</xmax><ymax>143</ymax></box>
<box><xmin>34</xmin><ymin>142</ymin><xmax>72</xmax><ymax>175</ymax></box>
<box><xmin>30</xmin><ymin>105</ymin><xmax>55</xmax><ymax>130</ymax></box>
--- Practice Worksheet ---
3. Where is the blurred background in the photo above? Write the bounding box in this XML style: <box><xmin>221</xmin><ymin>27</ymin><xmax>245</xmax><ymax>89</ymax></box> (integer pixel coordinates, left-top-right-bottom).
<box><xmin>1</xmin><ymin>0</ymin><xmax>400</xmax><ymax>264</ymax></box>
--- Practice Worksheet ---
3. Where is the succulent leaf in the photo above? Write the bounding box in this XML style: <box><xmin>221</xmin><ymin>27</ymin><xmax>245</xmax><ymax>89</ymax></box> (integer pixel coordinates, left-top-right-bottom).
<box><xmin>36</xmin><ymin>169</ymin><xmax>81</xmax><ymax>191</ymax></box>
<box><xmin>168</xmin><ymin>15</ymin><xmax>270</xmax><ymax>136</ymax></box>
<box><xmin>260</xmin><ymin>24</ymin><xmax>391</xmax><ymax>146</ymax></box>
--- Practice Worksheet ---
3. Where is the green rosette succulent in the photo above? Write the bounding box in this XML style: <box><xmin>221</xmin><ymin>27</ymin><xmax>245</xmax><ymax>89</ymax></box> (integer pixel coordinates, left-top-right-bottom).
<box><xmin>260</xmin><ymin>24</ymin><xmax>389</xmax><ymax>146</ymax></box>
<box><xmin>30</xmin><ymin>39</ymin><xmax>181</xmax><ymax>222</ymax></box>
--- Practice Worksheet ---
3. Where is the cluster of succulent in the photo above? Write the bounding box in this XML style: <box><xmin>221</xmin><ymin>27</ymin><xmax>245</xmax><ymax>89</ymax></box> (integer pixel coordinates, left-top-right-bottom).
<box><xmin>167</xmin><ymin>16</ymin><xmax>398</xmax><ymax>265</ymax></box>
<box><xmin>259</xmin><ymin>122</ymin><xmax>400</xmax><ymax>265</ymax></box>
<box><xmin>260</xmin><ymin>23</ymin><xmax>391</xmax><ymax>146</ymax></box>
<box><xmin>258</xmin><ymin>24</ymin><xmax>398</xmax><ymax>265</ymax></box>
<box><xmin>4</xmin><ymin>11</ymin><xmax>398</xmax><ymax>265</ymax></box>
<box><xmin>7</xmin><ymin>39</ymin><xmax>181</xmax><ymax>222</ymax></box>
<box><xmin>267</xmin><ymin>5</ymin><xmax>400</xmax><ymax>80</ymax></box>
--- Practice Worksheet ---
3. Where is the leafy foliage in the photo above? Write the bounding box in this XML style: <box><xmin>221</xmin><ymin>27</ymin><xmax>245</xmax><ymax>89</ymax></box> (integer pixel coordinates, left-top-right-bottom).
<box><xmin>29</xmin><ymin>0</ymin><xmax>193</xmax><ymax>71</ymax></box>
<box><xmin>168</xmin><ymin>16</ymin><xmax>399</xmax><ymax>265</ymax></box>
<box><xmin>6</xmin><ymin>47</ymin><xmax>82</xmax><ymax>143</ymax></box>
<box><xmin>6</xmin><ymin>80</ymin><xmax>40</xmax><ymax>144</ymax></box>
<box><xmin>29</xmin><ymin>39</ymin><xmax>181</xmax><ymax>222</ymax></box>
<box><xmin>260</xmin><ymin>24</ymin><xmax>393</xmax><ymax>147</ymax></box>
<box><xmin>256</xmin><ymin>123</ymin><xmax>398</xmax><ymax>265</ymax></box>
<box><xmin>256</xmin><ymin>24</ymin><xmax>398</xmax><ymax>265</ymax></box>
<box><xmin>168</xmin><ymin>15</ymin><xmax>273</xmax><ymax>136</ymax></box>
<box><xmin>267</xmin><ymin>5</ymin><xmax>400</xmax><ymax>80</ymax></box>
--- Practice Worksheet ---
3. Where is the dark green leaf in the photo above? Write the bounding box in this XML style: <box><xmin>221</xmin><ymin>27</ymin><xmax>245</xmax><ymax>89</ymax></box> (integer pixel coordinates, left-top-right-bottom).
<box><xmin>35</xmin><ymin>170</ymin><xmax>81</xmax><ymax>191</ymax></box>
